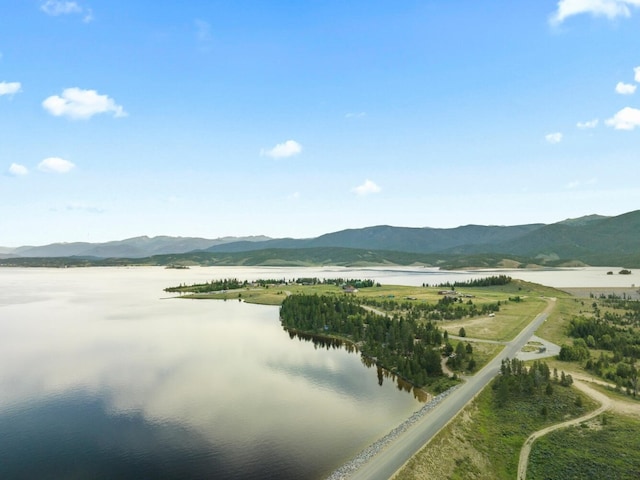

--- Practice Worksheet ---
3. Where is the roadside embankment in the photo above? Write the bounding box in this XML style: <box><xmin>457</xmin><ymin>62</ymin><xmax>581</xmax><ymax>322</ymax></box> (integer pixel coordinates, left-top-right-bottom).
<box><xmin>327</xmin><ymin>386</ymin><xmax>460</xmax><ymax>480</ymax></box>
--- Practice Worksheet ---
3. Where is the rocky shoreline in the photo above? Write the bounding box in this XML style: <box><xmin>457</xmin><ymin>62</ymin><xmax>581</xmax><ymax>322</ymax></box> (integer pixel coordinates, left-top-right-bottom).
<box><xmin>326</xmin><ymin>385</ymin><xmax>461</xmax><ymax>480</ymax></box>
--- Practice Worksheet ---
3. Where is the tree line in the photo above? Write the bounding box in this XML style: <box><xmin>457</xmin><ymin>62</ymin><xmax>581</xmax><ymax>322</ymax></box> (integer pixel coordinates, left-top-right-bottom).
<box><xmin>559</xmin><ymin>295</ymin><xmax>640</xmax><ymax>396</ymax></box>
<box><xmin>493</xmin><ymin>358</ymin><xmax>574</xmax><ymax>407</ymax></box>
<box><xmin>279</xmin><ymin>294</ymin><xmax>445</xmax><ymax>388</ymax></box>
<box><xmin>432</xmin><ymin>275</ymin><xmax>512</xmax><ymax>288</ymax></box>
<box><xmin>164</xmin><ymin>278</ymin><xmax>248</xmax><ymax>293</ymax></box>
<box><xmin>359</xmin><ymin>295</ymin><xmax>501</xmax><ymax>321</ymax></box>
<box><xmin>165</xmin><ymin>276</ymin><xmax>379</xmax><ymax>293</ymax></box>
<box><xmin>293</xmin><ymin>277</ymin><xmax>378</xmax><ymax>288</ymax></box>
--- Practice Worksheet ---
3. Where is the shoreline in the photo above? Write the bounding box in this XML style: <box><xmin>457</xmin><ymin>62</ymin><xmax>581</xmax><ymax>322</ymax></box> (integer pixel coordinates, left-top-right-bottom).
<box><xmin>326</xmin><ymin>386</ymin><xmax>460</xmax><ymax>480</ymax></box>
<box><xmin>561</xmin><ymin>286</ymin><xmax>640</xmax><ymax>300</ymax></box>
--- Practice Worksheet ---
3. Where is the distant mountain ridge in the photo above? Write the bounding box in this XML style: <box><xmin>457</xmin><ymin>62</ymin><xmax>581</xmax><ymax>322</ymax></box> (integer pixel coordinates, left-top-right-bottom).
<box><xmin>3</xmin><ymin>235</ymin><xmax>271</xmax><ymax>259</ymax></box>
<box><xmin>205</xmin><ymin>211</ymin><xmax>640</xmax><ymax>264</ymax></box>
<box><xmin>2</xmin><ymin>210</ymin><xmax>640</xmax><ymax>268</ymax></box>
<box><xmin>205</xmin><ymin>224</ymin><xmax>545</xmax><ymax>254</ymax></box>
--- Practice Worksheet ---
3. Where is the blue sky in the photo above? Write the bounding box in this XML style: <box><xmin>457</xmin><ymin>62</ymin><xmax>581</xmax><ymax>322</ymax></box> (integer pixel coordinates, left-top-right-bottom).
<box><xmin>2</xmin><ymin>1</ymin><xmax>640</xmax><ymax>246</ymax></box>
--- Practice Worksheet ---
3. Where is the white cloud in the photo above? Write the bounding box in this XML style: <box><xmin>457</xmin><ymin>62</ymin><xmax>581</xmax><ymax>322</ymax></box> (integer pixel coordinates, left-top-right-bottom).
<box><xmin>42</xmin><ymin>87</ymin><xmax>126</xmax><ymax>119</ymax></box>
<box><xmin>9</xmin><ymin>163</ymin><xmax>28</xmax><ymax>176</ymax></box>
<box><xmin>549</xmin><ymin>0</ymin><xmax>640</xmax><ymax>25</ymax></box>
<box><xmin>634</xmin><ymin>66</ymin><xmax>640</xmax><ymax>82</ymax></box>
<box><xmin>352</xmin><ymin>179</ymin><xmax>381</xmax><ymax>196</ymax></box>
<box><xmin>38</xmin><ymin>157</ymin><xmax>75</xmax><ymax>173</ymax></box>
<box><xmin>577</xmin><ymin>118</ymin><xmax>598</xmax><ymax>128</ymax></box>
<box><xmin>345</xmin><ymin>112</ymin><xmax>366</xmax><ymax>119</ymax></box>
<box><xmin>545</xmin><ymin>132</ymin><xmax>563</xmax><ymax>144</ymax></box>
<box><xmin>566</xmin><ymin>178</ymin><xmax>597</xmax><ymax>189</ymax></box>
<box><xmin>40</xmin><ymin>0</ymin><xmax>92</xmax><ymax>21</ymax></box>
<box><xmin>605</xmin><ymin>106</ymin><xmax>640</xmax><ymax>129</ymax></box>
<box><xmin>40</xmin><ymin>1</ymin><xmax>82</xmax><ymax>15</ymax></box>
<box><xmin>287</xmin><ymin>192</ymin><xmax>301</xmax><ymax>200</ymax></box>
<box><xmin>82</xmin><ymin>8</ymin><xmax>94</xmax><ymax>23</ymax></box>
<box><xmin>0</xmin><ymin>81</ymin><xmax>21</xmax><ymax>96</ymax></box>
<box><xmin>261</xmin><ymin>140</ymin><xmax>302</xmax><ymax>159</ymax></box>
<box><xmin>616</xmin><ymin>81</ymin><xmax>637</xmax><ymax>94</ymax></box>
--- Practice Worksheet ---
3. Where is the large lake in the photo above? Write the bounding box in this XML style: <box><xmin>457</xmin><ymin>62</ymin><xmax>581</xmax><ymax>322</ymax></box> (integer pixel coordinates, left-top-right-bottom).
<box><xmin>0</xmin><ymin>266</ymin><xmax>636</xmax><ymax>479</ymax></box>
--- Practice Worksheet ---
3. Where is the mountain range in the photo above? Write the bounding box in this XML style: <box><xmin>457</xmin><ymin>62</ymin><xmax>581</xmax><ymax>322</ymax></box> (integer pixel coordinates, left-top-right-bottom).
<box><xmin>0</xmin><ymin>235</ymin><xmax>270</xmax><ymax>259</ymax></box>
<box><xmin>1</xmin><ymin>210</ymin><xmax>639</xmax><ymax>268</ymax></box>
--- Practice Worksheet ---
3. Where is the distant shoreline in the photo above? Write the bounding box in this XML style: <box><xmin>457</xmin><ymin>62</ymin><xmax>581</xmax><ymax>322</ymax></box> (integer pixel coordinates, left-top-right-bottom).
<box><xmin>561</xmin><ymin>287</ymin><xmax>640</xmax><ymax>300</ymax></box>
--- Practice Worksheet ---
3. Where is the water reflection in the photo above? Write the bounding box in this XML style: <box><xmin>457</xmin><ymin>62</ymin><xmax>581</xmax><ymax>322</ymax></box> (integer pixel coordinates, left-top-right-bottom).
<box><xmin>286</xmin><ymin>330</ymin><xmax>431</xmax><ymax>402</ymax></box>
<box><xmin>0</xmin><ymin>395</ymin><xmax>223</xmax><ymax>480</ymax></box>
<box><xmin>0</xmin><ymin>268</ymin><xmax>423</xmax><ymax>479</ymax></box>
<box><xmin>0</xmin><ymin>265</ymin><xmax>624</xmax><ymax>478</ymax></box>
<box><xmin>287</xmin><ymin>329</ymin><xmax>358</xmax><ymax>353</ymax></box>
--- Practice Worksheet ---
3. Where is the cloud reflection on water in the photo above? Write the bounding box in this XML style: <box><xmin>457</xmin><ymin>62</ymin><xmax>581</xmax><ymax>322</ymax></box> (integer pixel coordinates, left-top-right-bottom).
<box><xmin>0</xmin><ymin>267</ymin><xmax>423</xmax><ymax>477</ymax></box>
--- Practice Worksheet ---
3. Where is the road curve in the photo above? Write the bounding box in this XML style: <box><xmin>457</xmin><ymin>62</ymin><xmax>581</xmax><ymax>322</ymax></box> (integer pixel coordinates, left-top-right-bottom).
<box><xmin>340</xmin><ymin>298</ymin><xmax>556</xmax><ymax>480</ymax></box>
<box><xmin>516</xmin><ymin>380</ymin><xmax>610</xmax><ymax>480</ymax></box>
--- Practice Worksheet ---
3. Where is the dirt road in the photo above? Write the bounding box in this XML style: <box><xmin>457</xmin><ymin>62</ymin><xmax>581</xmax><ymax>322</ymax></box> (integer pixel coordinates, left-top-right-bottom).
<box><xmin>517</xmin><ymin>377</ymin><xmax>640</xmax><ymax>480</ymax></box>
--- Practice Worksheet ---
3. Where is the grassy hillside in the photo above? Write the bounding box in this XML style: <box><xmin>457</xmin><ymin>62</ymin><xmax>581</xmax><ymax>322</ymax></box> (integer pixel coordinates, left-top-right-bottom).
<box><xmin>395</xmin><ymin>375</ymin><xmax>598</xmax><ymax>480</ymax></box>
<box><xmin>207</xmin><ymin>224</ymin><xmax>544</xmax><ymax>254</ymax></box>
<box><xmin>528</xmin><ymin>413</ymin><xmax>640</xmax><ymax>480</ymax></box>
<box><xmin>496</xmin><ymin>210</ymin><xmax>640</xmax><ymax>259</ymax></box>
<box><xmin>203</xmin><ymin>210</ymin><xmax>640</xmax><ymax>267</ymax></box>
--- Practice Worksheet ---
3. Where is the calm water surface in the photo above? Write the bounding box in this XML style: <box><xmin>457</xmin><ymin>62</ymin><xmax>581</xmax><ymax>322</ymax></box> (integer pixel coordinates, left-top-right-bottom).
<box><xmin>0</xmin><ymin>266</ymin><xmax>633</xmax><ymax>479</ymax></box>
<box><xmin>0</xmin><ymin>267</ymin><xmax>426</xmax><ymax>480</ymax></box>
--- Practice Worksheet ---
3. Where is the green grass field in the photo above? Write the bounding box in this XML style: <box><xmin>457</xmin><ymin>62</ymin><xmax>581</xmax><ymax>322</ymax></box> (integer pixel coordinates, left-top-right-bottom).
<box><xmin>440</xmin><ymin>296</ymin><xmax>548</xmax><ymax>342</ymax></box>
<box><xmin>535</xmin><ymin>295</ymin><xmax>583</xmax><ymax>345</ymax></box>
<box><xmin>527</xmin><ymin>413</ymin><xmax>640</xmax><ymax>479</ymax></box>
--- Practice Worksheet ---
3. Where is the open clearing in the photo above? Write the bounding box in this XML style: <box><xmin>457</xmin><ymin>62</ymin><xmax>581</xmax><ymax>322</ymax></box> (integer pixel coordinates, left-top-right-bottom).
<box><xmin>440</xmin><ymin>297</ymin><xmax>549</xmax><ymax>342</ymax></box>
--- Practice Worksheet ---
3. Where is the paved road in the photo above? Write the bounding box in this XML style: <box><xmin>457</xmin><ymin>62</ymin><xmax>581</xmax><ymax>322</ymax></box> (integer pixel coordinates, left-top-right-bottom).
<box><xmin>347</xmin><ymin>298</ymin><xmax>556</xmax><ymax>480</ymax></box>
<box><xmin>515</xmin><ymin>334</ymin><xmax>561</xmax><ymax>362</ymax></box>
